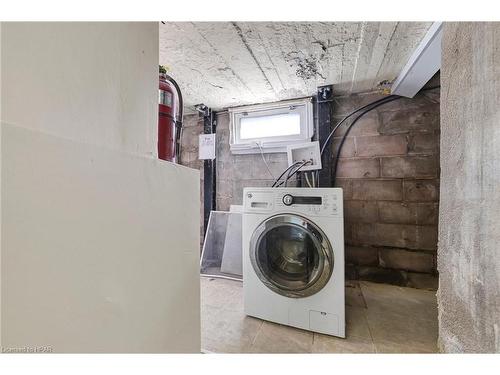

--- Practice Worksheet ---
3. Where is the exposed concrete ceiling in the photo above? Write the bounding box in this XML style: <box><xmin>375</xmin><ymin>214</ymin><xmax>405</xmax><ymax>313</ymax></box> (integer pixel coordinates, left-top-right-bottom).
<box><xmin>159</xmin><ymin>22</ymin><xmax>431</xmax><ymax>112</ymax></box>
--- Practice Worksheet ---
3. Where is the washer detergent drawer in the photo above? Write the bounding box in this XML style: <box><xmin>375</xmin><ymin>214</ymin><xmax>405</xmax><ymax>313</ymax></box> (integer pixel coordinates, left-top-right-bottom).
<box><xmin>309</xmin><ymin>310</ymin><xmax>339</xmax><ymax>336</ymax></box>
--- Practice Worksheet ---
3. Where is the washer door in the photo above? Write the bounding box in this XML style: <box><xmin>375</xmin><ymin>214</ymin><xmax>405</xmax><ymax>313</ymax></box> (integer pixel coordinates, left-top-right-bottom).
<box><xmin>250</xmin><ymin>214</ymin><xmax>334</xmax><ymax>298</ymax></box>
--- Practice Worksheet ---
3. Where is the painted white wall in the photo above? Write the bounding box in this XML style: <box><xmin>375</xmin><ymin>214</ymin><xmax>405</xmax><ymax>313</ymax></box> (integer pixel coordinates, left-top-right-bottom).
<box><xmin>1</xmin><ymin>124</ymin><xmax>200</xmax><ymax>353</ymax></box>
<box><xmin>1</xmin><ymin>22</ymin><xmax>158</xmax><ymax>157</ymax></box>
<box><xmin>1</xmin><ymin>22</ymin><xmax>201</xmax><ymax>352</ymax></box>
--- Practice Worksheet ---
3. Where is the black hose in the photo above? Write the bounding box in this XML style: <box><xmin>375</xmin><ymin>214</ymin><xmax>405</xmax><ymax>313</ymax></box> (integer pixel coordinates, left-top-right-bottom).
<box><xmin>321</xmin><ymin>85</ymin><xmax>441</xmax><ymax>186</ymax></box>
<box><xmin>272</xmin><ymin>162</ymin><xmax>301</xmax><ymax>187</ymax></box>
<box><xmin>331</xmin><ymin>96</ymin><xmax>402</xmax><ymax>186</ymax></box>
<box><xmin>272</xmin><ymin>86</ymin><xmax>441</xmax><ymax>188</ymax></box>
<box><xmin>285</xmin><ymin>160</ymin><xmax>310</xmax><ymax>187</ymax></box>
<box><xmin>275</xmin><ymin>161</ymin><xmax>311</xmax><ymax>188</ymax></box>
<box><xmin>315</xmin><ymin>95</ymin><xmax>398</xmax><ymax>183</ymax></box>
<box><xmin>164</xmin><ymin>74</ymin><xmax>184</xmax><ymax>163</ymax></box>
<box><xmin>319</xmin><ymin>95</ymin><xmax>398</xmax><ymax>157</ymax></box>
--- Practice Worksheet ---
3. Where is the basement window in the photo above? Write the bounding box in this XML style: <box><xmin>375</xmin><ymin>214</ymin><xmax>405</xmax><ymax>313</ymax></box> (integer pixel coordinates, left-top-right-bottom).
<box><xmin>229</xmin><ymin>98</ymin><xmax>313</xmax><ymax>154</ymax></box>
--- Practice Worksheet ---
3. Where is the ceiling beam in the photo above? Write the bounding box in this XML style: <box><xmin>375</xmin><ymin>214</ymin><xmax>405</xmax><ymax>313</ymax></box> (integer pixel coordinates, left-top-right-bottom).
<box><xmin>391</xmin><ymin>22</ymin><xmax>442</xmax><ymax>98</ymax></box>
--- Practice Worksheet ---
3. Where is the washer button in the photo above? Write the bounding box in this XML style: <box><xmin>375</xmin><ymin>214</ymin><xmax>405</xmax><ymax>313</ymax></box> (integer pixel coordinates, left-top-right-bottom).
<box><xmin>282</xmin><ymin>194</ymin><xmax>293</xmax><ymax>206</ymax></box>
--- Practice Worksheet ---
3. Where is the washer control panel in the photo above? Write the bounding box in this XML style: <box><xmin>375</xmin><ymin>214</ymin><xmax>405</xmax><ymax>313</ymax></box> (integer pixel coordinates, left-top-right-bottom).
<box><xmin>244</xmin><ymin>188</ymin><xmax>342</xmax><ymax>217</ymax></box>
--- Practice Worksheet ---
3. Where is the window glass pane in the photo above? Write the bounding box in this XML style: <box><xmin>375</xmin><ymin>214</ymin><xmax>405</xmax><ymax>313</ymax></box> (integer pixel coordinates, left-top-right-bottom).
<box><xmin>240</xmin><ymin>112</ymin><xmax>301</xmax><ymax>139</ymax></box>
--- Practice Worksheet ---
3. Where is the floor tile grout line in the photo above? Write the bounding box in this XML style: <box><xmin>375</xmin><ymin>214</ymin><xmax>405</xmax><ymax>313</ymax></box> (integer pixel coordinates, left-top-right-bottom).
<box><xmin>363</xmin><ymin>313</ymin><xmax>378</xmax><ymax>353</ymax></box>
<box><xmin>248</xmin><ymin>320</ymin><xmax>264</xmax><ymax>350</ymax></box>
<box><xmin>358</xmin><ymin>282</ymin><xmax>379</xmax><ymax>353</ymax></box>
<box><xmin>202</xmin><ymin>278</ymin><xmax>437</xmax><ymax>354</ymax></box>
<box><xmin>358</xmin><ymin>281</ymin><xmax>369</xmax><ymax>309</ymax></box>
<box><xmin>311</xmin><ymin>332</ymin><xmax>315</xmax><ymax>353</ymax></box>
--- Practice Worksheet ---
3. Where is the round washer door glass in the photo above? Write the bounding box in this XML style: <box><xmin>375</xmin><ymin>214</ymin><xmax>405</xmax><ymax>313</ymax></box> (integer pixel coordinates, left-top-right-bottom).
<box><xmin>250</xmin><ymin>214</ymin><xmax>334</xmax><ymax>298</ymax></box>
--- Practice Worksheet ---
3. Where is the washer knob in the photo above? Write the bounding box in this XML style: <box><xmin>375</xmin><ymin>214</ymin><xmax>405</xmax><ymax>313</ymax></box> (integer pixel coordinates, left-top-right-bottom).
<box><xmin>282</xmin><ymin>194</ymin><xmax>294</xmax><ymax>206</ymax></box>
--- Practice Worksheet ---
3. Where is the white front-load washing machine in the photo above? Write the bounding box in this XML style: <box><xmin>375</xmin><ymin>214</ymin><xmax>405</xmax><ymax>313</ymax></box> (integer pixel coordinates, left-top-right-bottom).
<box><xmin>242</xmin><ymin>187</ymin><xmax>345</xmax><ymax>338</ymax></box>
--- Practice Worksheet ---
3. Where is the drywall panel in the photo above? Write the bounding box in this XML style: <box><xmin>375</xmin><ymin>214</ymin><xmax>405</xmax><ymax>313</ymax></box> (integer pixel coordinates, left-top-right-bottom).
<box><xmin>1</xmin><ymin>22</ymin><xmax>158</xmax><ymax>158</ymax></box>
<box><xmin>1</xmin><ymin>123</ymin><xmax>200</xmax><ymax>353</ymax></box>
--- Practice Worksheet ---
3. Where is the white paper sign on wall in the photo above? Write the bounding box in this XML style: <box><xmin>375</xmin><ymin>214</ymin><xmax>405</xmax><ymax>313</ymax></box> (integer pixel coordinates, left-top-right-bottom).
<box><xmin>199</xmin><ymin>134</ymin><xmax>216</xmax><ymax>160</ymax></box>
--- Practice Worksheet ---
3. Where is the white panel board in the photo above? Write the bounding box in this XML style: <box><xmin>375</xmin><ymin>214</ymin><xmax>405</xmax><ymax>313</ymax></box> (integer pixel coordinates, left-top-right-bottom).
<box><xmin>0</xmin><ymin>22</ymin><xmax>158</xmax><ymax>158</ymax></box>
<box><xmin>198</xmin><ymin>134</ymin><xmax>216</xmax><ymax>160</ymax></box>
<box><xmin>1</xmin><ymin>124</ymin><xmax>200</xmax><ymax>353</ymax></box>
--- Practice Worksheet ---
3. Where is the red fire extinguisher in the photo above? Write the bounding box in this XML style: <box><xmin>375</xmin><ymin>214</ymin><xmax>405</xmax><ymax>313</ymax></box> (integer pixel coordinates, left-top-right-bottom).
<box><xmin>158</xmin><ymin>66</ymin><xmax>183</xmax><ymax>163</ymax></box>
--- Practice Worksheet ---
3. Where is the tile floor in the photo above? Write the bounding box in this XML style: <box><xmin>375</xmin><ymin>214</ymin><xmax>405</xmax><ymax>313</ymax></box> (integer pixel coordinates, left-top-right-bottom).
<box><xmin>201</xmin><ymin>277</ymin><xmax>438</xmax><ymax>353</ymax></box>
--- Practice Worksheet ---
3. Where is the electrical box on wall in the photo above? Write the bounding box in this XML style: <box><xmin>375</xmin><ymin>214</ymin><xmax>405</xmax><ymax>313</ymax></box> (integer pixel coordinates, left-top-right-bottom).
<box><xmin>199</xmin><ymin>134</ymin><xmax>216</xmax><ymax>160</ymax></box>
<box><xmin>286</xmin><ymin>141</ymin><xmax>322</xmax><ymax>171</ymax></box>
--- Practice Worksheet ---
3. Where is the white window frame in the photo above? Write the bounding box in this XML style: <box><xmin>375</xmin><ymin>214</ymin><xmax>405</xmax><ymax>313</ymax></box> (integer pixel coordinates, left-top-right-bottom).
<box><xmin>228</xmin><ymin>98</ymin><xmax>314</xmax><ymax>154</ymax></box>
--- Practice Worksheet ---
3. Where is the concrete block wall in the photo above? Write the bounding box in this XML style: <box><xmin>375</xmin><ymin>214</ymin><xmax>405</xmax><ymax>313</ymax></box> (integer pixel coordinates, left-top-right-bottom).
<box><xmin>215</xmin><ymin>112</ymin><xmax>293</xmax><ymax>211</ymax></box>
<box><xmin>180</xmin><ymin>111</ymin><xmax>294</xmax><ymax>244</ymax></box>
<box><xmin>181</xmin><ymin>83</ymin><xmax>440</xmax><ymax>289</ymax></box>
<box><xmin>180</xmin><ymin>114</ymin><xmax>205</xmax><ymax>248</ymax></box>
<box><xmin>334</xmin><ymin>88</ymin><xmax>440</xmax><ymax>289</ymax></box>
